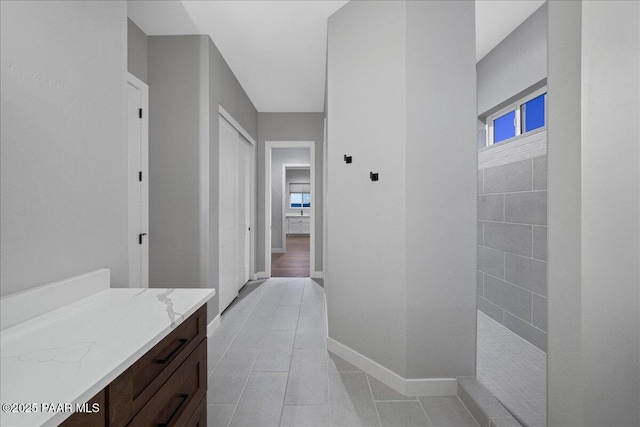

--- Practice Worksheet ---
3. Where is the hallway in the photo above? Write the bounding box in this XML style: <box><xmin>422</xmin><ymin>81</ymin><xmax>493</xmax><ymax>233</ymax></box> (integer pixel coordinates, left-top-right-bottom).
<box><xmin>207</xmin><ymin>278</ymin><xmax>479</xmax><ymax>427</ymax></box>
<box><xmin>271</xmin><ymin>235</ymin><xmax>310</xmax><ymax>277</ymax></box>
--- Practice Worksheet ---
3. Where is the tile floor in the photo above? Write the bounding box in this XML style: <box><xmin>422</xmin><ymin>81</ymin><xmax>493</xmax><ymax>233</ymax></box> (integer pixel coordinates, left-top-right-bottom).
<box><xmin>477</xmin><ymin>311</ymin><xmax>546</xmax><ymax>427</ymax></box>
<box><xmin>207</xmin><ymin>278</ymin><xmax>479</xmax><ymax>427</ymax></box>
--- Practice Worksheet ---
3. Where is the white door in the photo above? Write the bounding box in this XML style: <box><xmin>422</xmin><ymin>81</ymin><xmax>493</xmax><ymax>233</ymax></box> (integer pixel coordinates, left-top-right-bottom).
<box><xmin>219</xmin><ymin>117</ymin><xmax>239</xmax><ymax>311</ymax></box>
<box><xmin>127</xmin><ymin>74</ymin><xmax>149</xmax><ymax>288</ymax></box>
<box><xmin>237</xmin><ymin>137</ymin><xmax>251</xmax><ymax>287</ymax></box>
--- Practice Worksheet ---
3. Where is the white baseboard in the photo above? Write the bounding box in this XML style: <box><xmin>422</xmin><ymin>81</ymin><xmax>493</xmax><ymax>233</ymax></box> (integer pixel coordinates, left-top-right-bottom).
<box><xmin>207</xmin><ymin>314</ymin><xmax>221</xmax><ymax>337</ymax></box>
<box><xmin>271</xmin><ymin>248</ymin><xmax>284</xmax><ymax>253</ymax></box>
<box><xmin>256</xmin><ymin>271</ymin><xmax>269</xmax><ymax>279</ymax></box>
<box><xmin>326</xmin><ymin>337</ymin><xmax>457</xmax><ymax>397</ymax></box>
<box><xmin>311</xmin><ymin>271</ymin><xmax>324</xmax><ymax>279</ymax></box>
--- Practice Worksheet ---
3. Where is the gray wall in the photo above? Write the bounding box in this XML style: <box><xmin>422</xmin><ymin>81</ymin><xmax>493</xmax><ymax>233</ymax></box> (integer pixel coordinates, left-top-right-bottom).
<box><xmin>477</xmin><ymin>151</ymin><xmax>547</xmax><ymax>351</ymax></box>
<box><xmin>477</xmin><ymin>3</ymin><xmax>547</xmax><ymax>117</ymax></box>
<box><xmin>147</xmin><ymin>34</ymin><xmax>258</xmax><ymax>323</ymax></box>
<box><xmin>327</xmin><ymin>0</ymin><xmax>408</xmax><ymax>376</ymax></box>
<box><xmin>257</xmin><ymin>113</ymin><xmax>324</xmax><ymax>272</ymax></box>
<box><xmin>147</xmin><ymin>36</ymin><xmax>204</xmax><ymax>291</ymax></box>
<box><xmin>548</xmin><ymin>1</ymin><xmax>640</xmax><ymax>425</ymax></box>
<box><xmin>326</xmin><ymin>0</ymin><xmax>476</xmax><ymax>380</ymax></box>
<box><xmin>270</xmin><ymin>149</ymin><xmax>310</xmax><ymax>250</ymax></box>
<box><xmin>404</xmin><ymin>0</ymin><xmax>477</xmax><ymax>379</ymax></box>
<box><xmin>1</xmin><ymin>1</ymin><xmax>128</xmax><ymax>296</ymax></box>
<box><xmin>127</xmin><ymin>19</ymin><xmax>147</xmax><ymax>84</ymax></box>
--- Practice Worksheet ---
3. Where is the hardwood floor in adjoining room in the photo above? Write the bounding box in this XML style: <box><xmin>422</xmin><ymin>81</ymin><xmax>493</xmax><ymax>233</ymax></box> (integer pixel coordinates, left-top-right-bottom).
<box><xmin>271</xmin><ymin>235</ymin><xmax>310</xmax><ymax>277</ymax></box>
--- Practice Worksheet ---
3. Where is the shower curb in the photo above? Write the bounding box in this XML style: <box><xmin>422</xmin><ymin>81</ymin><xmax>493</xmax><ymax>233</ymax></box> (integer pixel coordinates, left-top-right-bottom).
<box><xmin>457</xmin><ymin>376</ymin><xmax>523</xmax><ymax>427</ymax></box>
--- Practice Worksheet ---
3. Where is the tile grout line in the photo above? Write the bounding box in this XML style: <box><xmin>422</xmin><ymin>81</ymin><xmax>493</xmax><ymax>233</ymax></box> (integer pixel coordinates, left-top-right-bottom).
<box><xmin>278</xmin><ymin>278</ymin><xmax>304</xmax><ymax>425</ymax></box>
<box><xmin>365</xmin><ymin>373</ymin><xmax>383</xmax><ymax>427</ymax></box>
<box><xmin>210</xmin><ymin>282</ymin><xmax>268</xmax><ymax>374</ymax></box>
<box><xmin>226</xmin><ymin>280</ymin><xmax>282</xmax><ymax>426</ymax></box>
<box><xmin>416</xmin><ymin>396</ymin><xmax>434</xmax><ymax>427</ymax></box>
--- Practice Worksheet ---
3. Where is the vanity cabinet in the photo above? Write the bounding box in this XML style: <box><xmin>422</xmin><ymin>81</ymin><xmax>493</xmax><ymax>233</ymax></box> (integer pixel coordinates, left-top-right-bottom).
<box><xmin>287</xmin><ymin>216</ymin><xmax>310</xmax><ymax>235</ymax></box>
<box><xmin>61</xmin><ymin>305</ymin><xmax>208</xmax><ymax>427</ymax></box>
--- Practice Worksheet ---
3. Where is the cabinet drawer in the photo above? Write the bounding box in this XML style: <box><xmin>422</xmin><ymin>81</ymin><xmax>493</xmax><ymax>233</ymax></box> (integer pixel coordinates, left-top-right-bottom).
<box><xmin>184</xmin><ymin>397</ymin><xmax>207</xmax><ymax>426</ymax></box>
<box><xmin>108</xmin><ymin>305</ymin><xmax>206</xmax><ymax>426</ymax></box>
<box><xmin>128</xmin><ymin>340</ymin><xmax>207</xmax><ymax>427</ymax></box>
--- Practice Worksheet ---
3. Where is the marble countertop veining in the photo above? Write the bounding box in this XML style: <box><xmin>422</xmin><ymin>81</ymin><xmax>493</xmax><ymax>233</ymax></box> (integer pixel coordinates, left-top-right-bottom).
<box><xmin>0</xmin><ymin>287</ymin><xmax>215</xmax><ymax>426</ymax></box>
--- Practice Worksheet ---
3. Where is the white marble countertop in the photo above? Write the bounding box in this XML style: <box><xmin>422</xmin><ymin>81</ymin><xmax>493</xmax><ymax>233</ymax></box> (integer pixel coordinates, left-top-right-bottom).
<box><xmin>0</xmin><ymin>287</ymin><xmax>215</xmax><ymax>426</ymax></box>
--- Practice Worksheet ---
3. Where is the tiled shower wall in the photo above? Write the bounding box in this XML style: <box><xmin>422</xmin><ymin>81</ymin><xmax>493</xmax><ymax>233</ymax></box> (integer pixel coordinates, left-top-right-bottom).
<box><xmin>477</xmin><ymin>131</ymin><xmax>547</xmax><ymax>351</ymax></box>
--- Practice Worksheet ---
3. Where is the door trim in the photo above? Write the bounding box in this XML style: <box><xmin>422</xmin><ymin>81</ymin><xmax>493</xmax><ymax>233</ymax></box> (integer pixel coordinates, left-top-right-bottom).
<box><xmin>127</xmin><ymin>73</ymin><xmax>149</xmax><ymax>288</ymax></box>
<box><xmin>265</xmin><ymin>141</ymin><xmax>316</xmax><ymax>278</ymax></box>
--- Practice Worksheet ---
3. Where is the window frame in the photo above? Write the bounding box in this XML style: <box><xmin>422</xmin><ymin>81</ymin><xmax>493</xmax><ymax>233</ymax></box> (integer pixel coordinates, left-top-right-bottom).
<box><xmin>486</xmin><ymin>86</ymin><xmax>547</xmax><ymax>147</ymax></box>
<box><xmin>289</xmin><ymin>192</ymin><xmax>311</xmax><ymax>209</ymax></box>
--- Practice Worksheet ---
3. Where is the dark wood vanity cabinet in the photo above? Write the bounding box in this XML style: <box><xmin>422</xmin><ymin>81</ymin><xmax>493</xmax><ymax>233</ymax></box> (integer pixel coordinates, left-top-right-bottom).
<box><xmin>60</xmin><ymin>305</ymin><xmax>208</xmax><ymax>427</ymax></box>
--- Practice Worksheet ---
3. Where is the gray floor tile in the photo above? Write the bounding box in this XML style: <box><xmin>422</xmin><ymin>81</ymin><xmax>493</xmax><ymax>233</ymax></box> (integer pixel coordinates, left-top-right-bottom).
<box><xmin>271</xmin><ymin>305</ymin><xmax>301</xmax><ymax>330</ymax></box>
<box><xmin>329</xmin><ymin>372</ymin><xmax>380</xmax><ymax>427</ymax></box>
<box><xmin>208</xmin><ymin>347</ymin><xmax>259</xmax><ymax>404</ymax></box>
<box><xmin>253</xmin><ymin>331</ymin><xmax>295</xmax><ymax>372</ymax></box>
<box><xmin>376</xmin><ymin>401</ymin><xmax>431</xmax><ymax>427</ymax></box>
<box><xmin>208</xmin><ymin>404</ymin><xmax>236</xmax><ymax>427</ymax></box>
<box><xmin>280</xmin><ymin>281</ymin><xmax>305</xmax><ymax>305</ymax></box>
<box><xmin>281</xmin><ymin>405</ymin><xmax>330</xmax><ymax>427</ymax></box>
<box><xmin>327</xmin><ymin>352</ymin><xmax>362</xmax><ymax>373</ymax></box>
<box><xmin>229</xmin><ymin>371</ymin><xmax>288</xmax><ymax>427</ymax></box>
<box><xmin>418</xmin><ymin>396</ymin><xmax>478</xmax><ymax>427</ymax></box>
<box><xmin>304</xmin><ymin>279</ymin><xmax>325</xmax><ymax>298</ymax></box>
<box><xmin>286</xmin><ymin>349</ymin><xmax>328</xmax><ymax>404</ymax></box>
<box><xmin>367</xmin><ymin>374</ymin><xmax>416</xmax><ymax>401</ymax></box>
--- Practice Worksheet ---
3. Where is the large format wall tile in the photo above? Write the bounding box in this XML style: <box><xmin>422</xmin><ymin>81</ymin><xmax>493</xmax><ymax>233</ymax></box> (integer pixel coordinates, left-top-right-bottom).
<box><xmin>532</xmin><ymin>226</ymin><xmax>547</xmax><ymax>261</ymax></box>
<box><xmin>505</xmin><ymin>254</ymin><xmax>547</xmax><ymax>296</ymax></box>
<box><xmin>505</xmin><ymin>191</ymin><xmax>547</xmax><ymax>225</ymax></box>
<box><xmin>532</xmin><ymin>294</ymin><xmax>547</xmax><ymax>332</ymax></box>
<box><xmin>483</xmin><ymin>222</ymin><xmax>533</xmax><ymax>257</ymax></box>
<box><xmin>532</xmin><ymin>155</ymin><xmax>547</xmax><ymax>190</ymax></box>
<box><xmin>483</xmin><ymin>275</ymin><xmax>532</xmax><ymax>322</ymax></box>
<box><xmin>478</xmin><ymin>194</ymin><xmax>505</xmax><ymax>221</ymax></box>
<box><xmin>483</xmin><ymin>159</ymin><xmax>532</xmax><ymax>194</ymax></box>
<box><xmin>478</xmin><ymin>246</ymin><xmax>505</xmax><ymax>279</ymax></box>
<box><xmin>503</xmin><ymin>312</ymin><xmax>547</xmax><ymax>351</ymax></box>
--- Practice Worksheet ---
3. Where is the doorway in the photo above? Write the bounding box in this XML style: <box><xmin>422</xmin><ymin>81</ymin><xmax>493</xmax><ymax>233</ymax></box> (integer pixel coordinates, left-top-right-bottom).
<box><xmin>127</xmin><ymin>73</ymin><xmax>149</xmax><ymax>288</ymax></box>
<box><xmin>265</xmin><ymin>142</ymin><xmax>316</xmax><ymax>278</ymax></box>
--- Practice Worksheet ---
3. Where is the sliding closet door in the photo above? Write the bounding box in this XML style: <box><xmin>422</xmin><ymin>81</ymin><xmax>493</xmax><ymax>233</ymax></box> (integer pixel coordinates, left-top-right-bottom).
<box><xmin>219</xmin><ymin>117</ymin><xmax>238</xmax><ymax>312</ymax></box>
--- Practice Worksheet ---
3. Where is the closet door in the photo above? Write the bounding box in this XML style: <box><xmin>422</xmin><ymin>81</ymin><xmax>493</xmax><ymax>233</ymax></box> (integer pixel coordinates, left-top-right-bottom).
<box><xmin>218</xmin><ymin>117</ymin><xmax>238</xmax><ymax>312</ymax></box>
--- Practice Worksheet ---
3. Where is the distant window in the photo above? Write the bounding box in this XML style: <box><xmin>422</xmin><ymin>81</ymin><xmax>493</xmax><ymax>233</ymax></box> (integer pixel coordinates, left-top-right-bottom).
<box><xmin>290</xmin><ymin>193</ymin><xmax>310</xmax><ymax>208</ymax></box>
<box><xmin>486</xmin><ymin>87</ymin><xmax>546</xmax><ymax>146</ymax></box>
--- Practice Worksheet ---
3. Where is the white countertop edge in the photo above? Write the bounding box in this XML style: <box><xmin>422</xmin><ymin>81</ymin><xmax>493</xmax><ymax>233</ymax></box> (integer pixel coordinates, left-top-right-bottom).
<box><xmin>1</xmin><ymin>288</ymin><xmax>215</xmax><ymax>427</ymax></box>
<box><xmin>49</xmin><ymin>290</ymin><xmax>214</xmax><ymax>427</ymax></box>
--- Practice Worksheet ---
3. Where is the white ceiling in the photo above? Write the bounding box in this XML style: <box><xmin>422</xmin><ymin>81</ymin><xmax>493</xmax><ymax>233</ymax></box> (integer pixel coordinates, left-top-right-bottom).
<box><xmin>129</xmin><ymin>0</ymin><xmax>545</xmax><ymax>113</ymax></box>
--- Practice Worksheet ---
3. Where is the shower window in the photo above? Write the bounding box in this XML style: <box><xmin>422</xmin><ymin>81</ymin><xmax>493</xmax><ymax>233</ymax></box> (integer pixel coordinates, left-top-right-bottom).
<box><xmin>486</xmin><ymin>87</ymin><xmax>547</xmax><ymax>146</ymax></box>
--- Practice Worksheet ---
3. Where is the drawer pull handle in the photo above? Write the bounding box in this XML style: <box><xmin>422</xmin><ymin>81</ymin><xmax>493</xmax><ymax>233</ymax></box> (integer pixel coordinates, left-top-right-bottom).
<box><xmin>158</xmin><ymin>393</ymin><xmax>189</xmax><ymax>427</ymax></box>
<box><xmin>156</xmin><ymin>338</ymin><xmax>188</xmax><ymax>364</ymax></box>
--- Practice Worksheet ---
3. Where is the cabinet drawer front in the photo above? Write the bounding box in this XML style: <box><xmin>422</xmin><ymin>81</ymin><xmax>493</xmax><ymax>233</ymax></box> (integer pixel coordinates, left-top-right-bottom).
<box><xmin>128</xmin><ymin>340</ymin><xmax>207</xmax><ymax>427</ymax></box>
<box><xmin>108</xmin><ymin>305</ymin><xmax>206</xmax><ymax>426</ymax></box>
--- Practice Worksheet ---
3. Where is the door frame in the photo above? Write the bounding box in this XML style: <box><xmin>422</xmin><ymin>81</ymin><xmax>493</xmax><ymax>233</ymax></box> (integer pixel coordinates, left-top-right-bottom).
<box><xmin>281</xmin><ymin>163</ymin><xmax>311</xmax><ymax>253</ymax></box>
<box><xmin>265</xmin><ymin>141</ymin><xmax>316</xmax><ymax>278</ymax></box>
<box><xmin>219</xmin><ymin>106</ymin><xmax>257</xmax><ymax>283</ymax></box>
<box><xmin>127</xmin><ymin>72</ymin><xmax>149</xmax><ymax>288</ymax></box>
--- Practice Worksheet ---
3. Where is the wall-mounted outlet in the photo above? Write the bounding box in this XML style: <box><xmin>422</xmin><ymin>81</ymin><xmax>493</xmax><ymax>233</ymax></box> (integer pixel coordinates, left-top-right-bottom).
<box><xmin>370</xmin><ymin>172</ymin><xmax>379</xmax><ymax>181</ymax></box>
<box><xmin>344</xmin><ymin>155</ymin><xmax>352</xmax><ymax>164</ymax></box>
